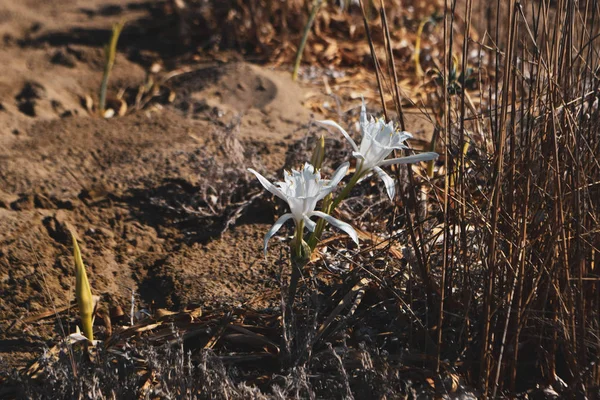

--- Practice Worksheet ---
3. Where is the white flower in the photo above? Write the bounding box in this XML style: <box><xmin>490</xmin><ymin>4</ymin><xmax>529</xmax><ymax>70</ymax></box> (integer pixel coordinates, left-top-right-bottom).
<box><xmin>317</xmin><ymin>99</ymin><xmax>438</xmax><ymax>200</ymax></box>
<box><xmin>248</xmin><ymin>162</ymin><xmax>359</xmax><ymax>255</ymax></box>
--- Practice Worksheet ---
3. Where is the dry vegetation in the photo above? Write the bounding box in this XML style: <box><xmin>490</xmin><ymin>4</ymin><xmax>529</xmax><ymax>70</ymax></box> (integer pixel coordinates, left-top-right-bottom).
<box><xmin>2</xmin><ymin>0</ymin><xmax>600</xmax><ymax>399</ymax></box>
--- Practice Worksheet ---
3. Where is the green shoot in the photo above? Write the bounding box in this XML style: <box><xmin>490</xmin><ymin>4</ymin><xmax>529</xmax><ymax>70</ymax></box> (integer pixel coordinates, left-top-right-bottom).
<box><xmin>292</xmin><ymin>0</ymin><xmax>324</xmax><ymax>81</ymax></box>
<box><xmin>72</xmin><ymin>233</ymin><xmax>94</xmax><ymax>342</ymax></box>
<box><xmin>99</xmin><ymin>21</ymin><xmax>125</xmax><ymax>116</ymax></box>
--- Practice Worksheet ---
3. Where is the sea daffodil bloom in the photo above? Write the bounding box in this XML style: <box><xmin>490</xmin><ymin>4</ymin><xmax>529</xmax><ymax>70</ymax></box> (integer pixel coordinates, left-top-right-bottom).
<box><xmin>248</xmin><ymin>162</ymin><xmax>359</xmax><ymax>256</ymax></box>
<box><xmin>317</xmin><ymin>100</ymin><xmax>439</xmax><ymax>200</ymax></box>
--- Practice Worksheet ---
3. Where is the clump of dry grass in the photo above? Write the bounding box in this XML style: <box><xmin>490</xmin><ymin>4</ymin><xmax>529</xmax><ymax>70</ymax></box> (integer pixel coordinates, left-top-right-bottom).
<box><xmin>367</xmin><ymin>0</ymin><xmax>600</xmax><ymax>397</ymax></box>
<box><xmin>7</xmin><ymin>329</ymin><xmax>472</xmax><ymax>399</ymax></box>
<box><xmin>11</xmin><ymin>340</ymin><xmax>268</xmax><ymax>399</ymax></box>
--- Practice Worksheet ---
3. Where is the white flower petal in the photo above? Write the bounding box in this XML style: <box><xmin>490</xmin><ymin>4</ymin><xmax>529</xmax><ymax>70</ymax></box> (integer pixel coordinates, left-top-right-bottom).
<box><xmin>263</xmin><ymin>213</ymin><xmax>294</xmax><ymax>256</ymax></box>
<box><xmin>303</xmin><ymin>162</ymin><xmax>316</xmax><ymax>175</ymax></box>
<box><xmin>303</xmin><ymin>216</ymin><xmax>317</xmax><ymax>232</ymax></box>
<box><xmin>317</xmin><ymin>120</ymin><xmax>359</xmax><ymax>153</ymax></box>
<box><xmin>387</xmin><ymin>131</ymin><xmax>413</xmax><ymax>149</ymax></box>
<box><xmin>301</xmin><ymin>164</ymin><xmax>321</xmax><ymax>198</ymax></box>
<box><xmin>316</xmin><ymin>162</ymin><xmax>349</xmax><ymax>201</ymax></box>
<box><xmin>287</xmin><ymin>197</ymin><xmax>312</xmax><ymax>222</ymax></box>
<box><xmin>360</xmin><ymin>97</ymin><xmax>368</xmax><ymax>127</ymax></box>
<box><xmin>373</xmin><ymin>121</ymin><xmax>396</xmax><ymax>145</ymax></box>
<box><xmin>331</xmin><ymin>162</ymin><xmax>349</xmax><ymax>184</ymax></box>
<box><xmin>357</xmin><ymin>170</ymin><xmax>373</xmax><ymax>184</ymax></box>
<box><xmin>351</xmin><ymin>151</ymin><xmax>365</xmax><ymax>160</ymax></box>
<box><xmin>373</xmin><ymin>166</ymin><xmax>396</xmax><ymax>200</ymax></box>
<box><xmin>310</xmin><ymin>211</ymin><xmax>359</xmax><ymax>246</ymax></box>
<box><xmin>378</xmin><ymin>152</ymin><xmax>439</xmax><ymax>167</ymax></box>
<box><xmin>365</xmin><ymin>140</ymin><xmax>393</xmax><ymax>169</ymax></box>
<box><xmin>248</xmin><ymin>169</ymin><xmax>288</xmax><ymax>201</ymax></box>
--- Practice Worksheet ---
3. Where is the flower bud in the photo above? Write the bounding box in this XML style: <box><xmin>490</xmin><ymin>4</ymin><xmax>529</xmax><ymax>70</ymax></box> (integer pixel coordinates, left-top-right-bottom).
<box><xmin>310</xmin><ymin>135</ymin><xmax>326</xmax><ymax>170</ymax></box>
<box><xmin>72</xmin><ymin>233</ymin><xmax>94</xmax><ymax>342</ymax></box>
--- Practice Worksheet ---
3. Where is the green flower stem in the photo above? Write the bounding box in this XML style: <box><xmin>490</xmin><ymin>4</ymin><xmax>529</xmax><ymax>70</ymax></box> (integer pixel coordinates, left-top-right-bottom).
<box><xmin>306</xmin><ymin>194</ymin><xmax>331</xmax><ymax>250</ymax></box>
<box><xmin>288</xmin><ymin>221</ymin><xmax>309</xmax><ymax>308</ymax></box>
<box><xmin>307</xmin><ymin>162</ymin><xmax>365</xmax><ymax>251</ymax></box>
<box><xmin>331</xmin><ymin>164</ymin><xmax>364</xmax><ymax>211</ymax></box>
<box><xmin>293</xmin><ymin>220</ymin><xmax>306</xmax><ymax>257</ymax></box>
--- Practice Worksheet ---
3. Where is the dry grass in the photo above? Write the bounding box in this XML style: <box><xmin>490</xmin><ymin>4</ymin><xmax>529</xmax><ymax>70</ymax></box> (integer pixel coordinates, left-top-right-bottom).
<box><xmin>380</xmin><ymin>0</ymin><xmax>600</xmax><ymax>396</ymax></box>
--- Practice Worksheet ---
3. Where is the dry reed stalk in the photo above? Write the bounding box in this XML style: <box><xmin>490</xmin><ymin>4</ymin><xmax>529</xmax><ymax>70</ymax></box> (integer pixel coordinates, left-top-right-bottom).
<box><xmin>375</xmin><ymin>0</ymin><xmax>600</xmax><ymax>396</ymax></box>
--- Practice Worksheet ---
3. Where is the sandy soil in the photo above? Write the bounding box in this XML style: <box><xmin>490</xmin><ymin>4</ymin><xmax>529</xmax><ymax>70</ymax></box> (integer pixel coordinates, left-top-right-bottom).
<box><xmin>0</xmin><ymin>0</ymin><xmax>318</xmax><ymax>371</ymax></box>
<box><xmin>0</xmin><ymin>0</ymin><xmax>434</xmax><ymax>374</ymax></box>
